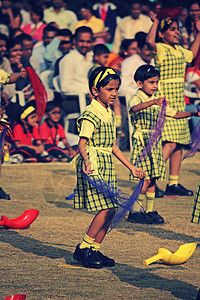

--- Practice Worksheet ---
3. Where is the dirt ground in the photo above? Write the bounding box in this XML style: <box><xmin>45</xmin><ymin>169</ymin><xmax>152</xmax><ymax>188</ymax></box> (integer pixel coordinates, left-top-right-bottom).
<box><xmin>0</xmin><ymin>152</ymin><xmax>199</xmax><ymax>300</ymax></box>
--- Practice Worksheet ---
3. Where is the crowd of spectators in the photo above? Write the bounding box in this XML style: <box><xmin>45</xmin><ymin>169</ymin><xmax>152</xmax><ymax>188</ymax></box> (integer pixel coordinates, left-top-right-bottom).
<box><xmin>0</xmin><ymin>0</ymin><xmax>199</xmax><ymax>164</ymax></box>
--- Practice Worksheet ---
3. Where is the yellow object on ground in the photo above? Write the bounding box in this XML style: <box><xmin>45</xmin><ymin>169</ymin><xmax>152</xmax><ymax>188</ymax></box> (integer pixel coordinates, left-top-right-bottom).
<box><xmin>143</xmin><ymin>243</ymin><xmax>197</xmax><ymax>266</ymax></box>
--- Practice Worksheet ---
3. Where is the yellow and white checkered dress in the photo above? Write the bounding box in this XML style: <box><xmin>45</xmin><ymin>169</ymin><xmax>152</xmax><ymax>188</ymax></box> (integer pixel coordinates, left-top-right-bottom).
<box><xmin>151</xmin><ymin>43</ymin><xmax>193</xmax><ymax>144</ymax></box>
<box><xmin>129</xmin><ymin>90</ymin><xmax>167</xmax><ymax>181</ymax></box>
<box><xmin>74</xmin><ymin>101</ymin><xmax>118</xmax><ymax>211</ymax></box>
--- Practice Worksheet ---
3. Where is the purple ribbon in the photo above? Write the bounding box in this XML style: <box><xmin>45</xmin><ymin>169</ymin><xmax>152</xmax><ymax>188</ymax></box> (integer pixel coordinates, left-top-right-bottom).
<box><xmin>0</xmin><ymin>127</ymin><xmax>8</xmax><ymax>161</ymax></box>
<box><xmin>83</xmin><ymin>173</ymin><xmax>144</xmax><ymax>231</ymax></box>
<box><xmin>136</xmin><ymin>99</ymin><xmax>167</xmax><ymax>165</ymax></box>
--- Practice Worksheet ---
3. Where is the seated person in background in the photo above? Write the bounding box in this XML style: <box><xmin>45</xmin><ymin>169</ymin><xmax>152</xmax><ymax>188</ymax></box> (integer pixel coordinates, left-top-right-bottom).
<box><xmin>18</xmin><ymin>33</ymin><xmax>40</xmax><ymax>75</ymax></box>
<box><xmin>88</xmin><ymin>43</ymin><xmax>110</xmax><ymax>77</ymax></box>
<box><xmin>39</xmin><ymin>101</ymin><xmax>77</xmax><ymax>161</ymax></box>
<box><xmin>75</xmin><ymin>2</ymin><xmax>109</xmax><ymax>45</ymax></box>
<box><xmin>44</xmin><ymin>28</ymin><xmax>73</xmax><ymax>72</ymax></box>
<box><xmin>185</xmin><ymin>64</ymin><xmax>200</xmax><ymax>131</ymax></box>
<box><xmin>32</xmin><ymin>24</ymin><xmax>58</xmax><ymax>73</ymax></box>
<box><xmin>9</xmin><ymin>102</ymin><xmax>52</xmax><ymax>163</ymax></box>
<box><xmin>21</xmin><ymin>5</ymin><xmax>47</xmax><ymax>43</ymax></box>
<box><xmin>88</xmin><ymin>43</ymin><xmax>122</xmax><ymax>135</ymax></box>
<box><xmin>6</xmin><ymin>36</ymin><xmax>34</xmax><ymax>102</ymax></box>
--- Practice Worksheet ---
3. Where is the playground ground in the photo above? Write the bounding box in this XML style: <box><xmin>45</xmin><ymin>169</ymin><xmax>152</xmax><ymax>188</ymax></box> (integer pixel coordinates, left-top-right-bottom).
<box><xmin>0</xmin><ymin>151</ymin><xmax>199</xmax><ymax>300</ymax></box>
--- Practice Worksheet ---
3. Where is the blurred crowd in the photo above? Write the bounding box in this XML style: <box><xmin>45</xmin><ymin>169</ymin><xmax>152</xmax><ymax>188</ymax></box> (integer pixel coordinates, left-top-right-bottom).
<box><xmin>0</xmin><ymin>0</ymin><xmax>200</xmax><ymax>164</ymax></box>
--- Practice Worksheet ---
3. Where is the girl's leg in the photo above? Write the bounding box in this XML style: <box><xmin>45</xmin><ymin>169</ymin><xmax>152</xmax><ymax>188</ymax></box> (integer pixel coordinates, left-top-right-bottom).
<box><xmin>162</xmin><ymin>142</ymin><xmax>177</xmax><ymax>162</ymax></box>
<box><xmin>146</xmin><ymin>179</ymin><xmax>156</xmax><ymax>212</ymax></box>
<box><xmin>87</xmin><ymin>208</ymin><xmax>116</xmax><ymax>244</ymax></box>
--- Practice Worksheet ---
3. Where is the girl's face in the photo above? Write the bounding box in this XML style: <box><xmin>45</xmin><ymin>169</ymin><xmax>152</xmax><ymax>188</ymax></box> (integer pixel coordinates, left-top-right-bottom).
<box><xmin>126</xmin><ymin>41</ymin><xmax>138</xmax><ymax>57</ymax></box>
<box><xmin>138</xmin><ymin>76</ymin><xmax>159</xmax><ymax>97</ymax></box>
<box><xmin>159</xmin><ymin>21</ymin><xmax>180</xmax><ymax>46</ymax></box>
<box><xmin>47</xmin><ymin>107</ymin><xmax>62</xmax><ymax>123</ymax></box>
<box><xmin>26</xmin><ymin>113</ymin><xmax>38</xmax><ymax>127</ymax></box>
<box><xmin>93</xmin><ymin>79</ymin><xmax>120</xmax><ymax>108</ymax></box>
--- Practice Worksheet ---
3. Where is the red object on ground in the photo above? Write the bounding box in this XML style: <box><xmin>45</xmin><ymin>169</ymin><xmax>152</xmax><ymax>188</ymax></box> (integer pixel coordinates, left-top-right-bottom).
<box><xmin>0</xmin><ymin>209</ymin><xmax>39</xmax><ymax>229</ymax></box>
<box><xmin>4</xmin><ymin>294</ymin><xmax>26</xmax><ymax>300</ymax></box>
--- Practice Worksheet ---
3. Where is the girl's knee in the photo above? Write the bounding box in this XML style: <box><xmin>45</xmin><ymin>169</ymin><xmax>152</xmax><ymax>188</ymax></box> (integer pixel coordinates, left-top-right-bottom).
<box><xmin>104</xmin><ymin>208</ymin><xmax>116</xmax><ymax>220</ymax></box>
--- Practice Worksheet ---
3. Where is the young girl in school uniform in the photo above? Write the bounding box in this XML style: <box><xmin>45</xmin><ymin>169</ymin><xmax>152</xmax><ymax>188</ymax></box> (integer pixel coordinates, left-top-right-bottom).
<box><xmin>146</xmin><ymin>12</ymin><xmax>200</xmax><ymax>196</ymax></box>
<box><xmin>72</xmin><ymin>66</ymin><xmax>145</xmax><ymax>269</ymax></box>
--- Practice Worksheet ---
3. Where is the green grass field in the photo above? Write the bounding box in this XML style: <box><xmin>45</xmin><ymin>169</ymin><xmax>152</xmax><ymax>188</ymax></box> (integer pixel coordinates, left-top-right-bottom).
<box><xmin>0</xmin><ymin>152</ymin><xmax>199</xmax><ymax>300</ymax></box>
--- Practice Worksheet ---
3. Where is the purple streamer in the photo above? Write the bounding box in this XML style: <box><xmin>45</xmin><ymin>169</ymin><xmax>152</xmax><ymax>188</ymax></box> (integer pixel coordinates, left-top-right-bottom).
<box><xmin>0</xmin><ymin>127</ymin><xmax>8</xmax><ymax>160</ymax></box>
<box><xmin>136</xmin><ymin>99</ymin><xmax>167</xmax><ymax>165</ymax></box>
<box><xmin>83</xmin><ymin>172</ymin><xmax>144</xmax><ymax>232</ymax></box>
<box><xmin>66</xmin><ymin>188</ymin><xmax>76</xmax><ymax>200</ymax></box>
<box><xmin>182</xmin><ymin>117</ymin><xmax>200</xmax><ymax>160</ymax></box>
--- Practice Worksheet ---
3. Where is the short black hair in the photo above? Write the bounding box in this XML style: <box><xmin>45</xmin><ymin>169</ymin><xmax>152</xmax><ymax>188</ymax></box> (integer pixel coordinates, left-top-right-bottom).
<box><xmin>134</xmin><ymin>65</ymin><xmax>160</xmax><ymax>82</ymax></box>
<box><xmin>57</xmin><ymin>29</ymin><xmax>72</xmax><ymax>40</ymax></box>
<box><xmin>17</xmin><ymin>33</ymin><xmax>33</xmax><ymax>43</ymax></box>
<box><xmin>45</xmin><ymin>101</ymin><xmax>61</xmax><ymax>113</ymax></box>
<box><xmin>89</xmin><ymin>66</ymin><xmax>121</xmax><ymax>94</ymax></box>
<box><xmin>93</xmin><ymin>44</ymin><xmax>110</xmax><ymax>55</ymax></box>
<box><xmin>74</xmin><ymin>26</ymin><xmax>93</xmax><ymax>39</ymax></box>
<box><xmin>135</xmin><ymin>31</ymin><xmax>147</xmax><ymax>50</ymax></box>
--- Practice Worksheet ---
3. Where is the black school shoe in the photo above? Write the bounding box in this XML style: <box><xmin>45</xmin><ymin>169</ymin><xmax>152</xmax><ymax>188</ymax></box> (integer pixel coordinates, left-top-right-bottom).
<box><xmin>95</xmin><ymin>251</ymin><xmax>115</xmax><ymax>267</ymax></box>
<box><xmin>146</xmin><ymin>211</ymin><xmax>165</xmax><ymax>224</ymax></box>
<box><xmin>127</xmin><ymin>211</ymin><xmax>153</xmax><ymax>224</ymax></box>
<box><xmin>0</xmin><ymin>187</ymin><xmax>10</xmax><ymax>200</ymax></box>
<box><xmin>73</xmin><ymin>244</ymin><xmax>103</xmax><ymax>268</ymax></box>
<box><xmin>155</xmin><ymin>184</ymin><xmax>165</xmax><ymax>198</ymax></box>
<box><xmin>165</xmin><ymin>184</ymin><xmax>193</xmax><ymax>196</ymax></box>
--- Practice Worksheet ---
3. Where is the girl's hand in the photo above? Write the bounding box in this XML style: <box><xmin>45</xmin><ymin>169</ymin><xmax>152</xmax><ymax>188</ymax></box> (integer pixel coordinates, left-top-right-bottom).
<box><xmin>34</xmin><ymin>145</ymin><xmax>44</xmax><ymax>154</ymax></box>
<box><xmin>82</xmin><ymin>160</ymin><xmax>94</xmax><ymax>175</ymax></box>
<box><xmin>130</xmin><ymin>165</ymin><xmax>146</xmax><ymax>179</ymax></box>
<box><xmin>154</xmin><ymin>97</ymin><xmax>169</xmax><ymax>106</ymax></box>
<box><xmin>149</xmin><ymin>11</ymin><xmax>158</xmax><ymax>22</ymax></box>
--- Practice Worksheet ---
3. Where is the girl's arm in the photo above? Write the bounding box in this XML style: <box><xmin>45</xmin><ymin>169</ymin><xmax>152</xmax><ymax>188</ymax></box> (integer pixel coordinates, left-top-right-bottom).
<box><xmin>173</xmin><ymin>111</ymin><xmax>200</xmax><ymax>119</ymax></box>
<box><xmin>112</xmin><ymin>141</ymin><xmax>145</xmax><ymax>179</ymax></box>
<box><xmin>190</xmin><ymin>19</ymin><xmax>200</xmax><ymax>59</ymax></box>
<box><xmin>146</xmin><ymin>12</ymin><xmax>159</xmax><ymax>52</ymax></box>
<box><xmin>78</xmin><ymin>137</ymin><xmax>94</xmax><ymax>175</ymax></box>
<box><xmin>130</xmin><ymin>97</ymin><xmax>166</xmax><ymax>113</ymax></box>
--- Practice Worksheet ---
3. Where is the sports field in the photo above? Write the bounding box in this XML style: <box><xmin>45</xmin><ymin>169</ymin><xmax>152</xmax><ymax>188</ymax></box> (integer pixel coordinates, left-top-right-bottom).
<box><xmin>0</xmin><ymin>152</ymin><xmax>199</xmax><ymax>300</ymax></box>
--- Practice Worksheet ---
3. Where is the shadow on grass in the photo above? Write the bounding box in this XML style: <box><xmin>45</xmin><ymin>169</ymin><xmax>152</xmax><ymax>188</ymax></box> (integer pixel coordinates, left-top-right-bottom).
<box><xmin>0</xmin><ymin>230</ymin><xmax>75</xmax><ymax>264</ymax></box>
<box><xmin>117</xmin><ymin>221</ymin><xmax>200</xmax><ymax>244</ymax></box>
<box><xmin>111</xmin><ymin>263</ymin><xmax>198</xmax><ymax>300</ymax></box>
<box><xmin>0</xmin><ymin>231</ymin><xmax>197</xmax><ymax>300</ymax></box>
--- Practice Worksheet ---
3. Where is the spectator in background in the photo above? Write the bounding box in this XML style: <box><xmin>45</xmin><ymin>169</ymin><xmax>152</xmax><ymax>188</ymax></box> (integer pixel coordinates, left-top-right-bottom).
<box><xmin>119</xmin><ymin>32</ymin><xmax>154</xmax><ymax>96</ymax></box>
<box><xmin>141</xmin><ymin>0</ymin><xmax>152</xmax><ymax>16</ymax></box>
<box><xmin>106</xmin><ymin>38</ymin><xmax>138</xmax><ymax>75</ymax></box>
<box><xmin>0</xmin><ymin>33</ymin><xmax>16</xmax><ymax>102</ymax></box>
<box><xmin>75</xmin><ymin>2</ymin><xmax>109</xmax><ymax>45</ymax></box>
<box><xmin>44</xmin><ymin>28</ymin><xmax>73</xmax><ymax>71</ymax></box>
<box><xmin>18</xmin><ymin>33</ymin><xmax>40</xmax><ymax>75</ymax></box>
<box><xmin>112</xmin><ymin>0</ymin><xmax>152</xmax><ymax>53</ymax></box>
<box><xmin>32</xmin><ymin>24</ymin><xmax>58</xmax><ymax>73</ymax></box>
<box><xmin>184</xmin><ymin>1</ymin><xmax>200</xmax><ymax>48</ymax></box>
<box><xmin>21</xmin><ymin>5</ymin><xmax>47</xmax><ymax>43</ymax></box>
<box><xmin>6</xmin><ymin>37</ymin><xmax>33</xmax><ymax>102</ymax></box>
<box><xmin>59</xmin><ymin>26</ymin><xmax>93</xmax><ymax>114</ymax></box>
<box><xmin>43</xmin><ymin>0</ymin><xmax>77</xmax><ymax>31</ymax></box>
<box><xmin>92</xmin><ymin>0</ymin><xmax>118</xmax><ymax>44</ymax></box>
<box><xmin>0</xmin><ymin>0</ymin><xmax>21</xmax><ymax>32</ymax></box>
<box><xmin>178</xmin><ymin>7</ymin><xmax>189</xmax><ymax>49</ymax></box>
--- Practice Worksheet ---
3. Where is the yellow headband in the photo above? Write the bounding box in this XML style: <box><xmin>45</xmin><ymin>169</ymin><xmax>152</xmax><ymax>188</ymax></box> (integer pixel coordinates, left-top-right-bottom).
<box><xmin>93</xmin><ymin>68</ymin><xmax>117</xmax><ymax>87</ymax></box>
<box><xmin>21</xmin><ymin>106</ymin><xmax>35</xmax><ymax>120</ymax></box>
<box><xmin>159</xmin><ymin>17</ymin><xmax>173</xmax><ymax>31</ymax></box>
